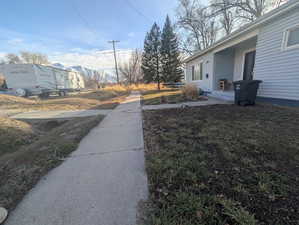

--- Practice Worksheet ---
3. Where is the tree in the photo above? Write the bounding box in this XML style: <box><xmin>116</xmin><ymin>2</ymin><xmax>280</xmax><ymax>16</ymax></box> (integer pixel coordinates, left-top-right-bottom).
<box><xmin>176</xmin><ymin>0</ymin><xmax>218</xmax><ymax>54</ymax></box>
<box><xmin>84</xmin><ymin>71</ymin><xmax>105</xmax><ymax>89</ymax></box>
<box><xmin>141</xmin><ymin>23</ymin><xmax>162</xmax><ymax>90</ymax></box>
<box><xmin>5</xmin><ymin>53</ymin><xmax>22</xmax><ymax>64</ymax></box>
<box><xmin>120</xmin><ymin>49</ymin><xmax>143</xmax><ymax>85</ymax></box>
<box><xmin>20</xmin><ymin>51</ymin><xmax>50</xmax><ymax>65</ymax></box>
<box><xmin>160</xmin><ymin>15</ymin><xmax>183</xmax><ymax>83</ymax></box>
<box><xmin>223</xmin><ymin>0</ymin><xmax>287</xmax><ymax>22</ymax></box>
<box><xmin>210</xmin><ymin>0</ymin><xmax>236</xmax><ymax>35</ymax></box>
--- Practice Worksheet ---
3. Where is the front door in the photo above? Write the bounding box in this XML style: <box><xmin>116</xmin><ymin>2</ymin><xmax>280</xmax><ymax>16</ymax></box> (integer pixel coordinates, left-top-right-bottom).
<box><xmin>243</xmin><ymin>50</ymin><xmax>256</xmax><ymax>80</ymax></box>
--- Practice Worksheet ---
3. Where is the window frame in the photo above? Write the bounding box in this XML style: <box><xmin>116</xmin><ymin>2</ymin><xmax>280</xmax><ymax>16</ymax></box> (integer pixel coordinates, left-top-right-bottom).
<box><xmin>191</xmin><ymin>65</ymin><xmax>195</xmax><ymax>81</ymax></box>
<box><xmin>191</xmin><ymin>61</ymin><xmax>203</xmax><ymax>81</ymax></box>
<box><xmin>199</xmin><ymin>62</ymin><xmax>203</xmax><ymax>80</ymax></box>
<box><xmin>282</xmin><ymin>24</ymin><xmax>299</xmax><ymax>51</ymax></box>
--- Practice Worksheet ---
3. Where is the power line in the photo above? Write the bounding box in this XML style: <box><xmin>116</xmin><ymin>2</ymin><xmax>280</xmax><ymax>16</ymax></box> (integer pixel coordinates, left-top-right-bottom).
<box><xmin>124</xmin><ymin>0</ymin><xmax>153</xmax><ymax>23</ymax></box>
<box><xmin>71</xmin><ymin>0</ymin><xmax>98</xmax><ymax>37</ymax></box>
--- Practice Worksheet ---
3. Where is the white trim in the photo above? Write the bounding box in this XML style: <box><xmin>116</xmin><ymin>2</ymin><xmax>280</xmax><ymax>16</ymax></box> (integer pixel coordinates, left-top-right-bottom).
<box><xmin>241</xmin><ymin>48</ymin><xmax>256</xmax><ymax>80</ymax></box>
<box><xmin>281</xmin><ymin>24</ymin><xmax>299</xmax><ymax>51</ymax></box>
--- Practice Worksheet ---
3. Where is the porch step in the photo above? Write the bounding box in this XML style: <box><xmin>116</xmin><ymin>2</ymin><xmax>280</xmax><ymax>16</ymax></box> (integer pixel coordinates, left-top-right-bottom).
<box><xmin>208</xmin><ymin>91</ymin><xmax>235</xmax><ymax>101</ymax></box>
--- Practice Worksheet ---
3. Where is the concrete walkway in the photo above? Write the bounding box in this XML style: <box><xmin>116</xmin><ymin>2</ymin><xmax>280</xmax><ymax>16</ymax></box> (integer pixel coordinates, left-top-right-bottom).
<box><xmin>142</xmin><ymin>97</ymin><xmax>232</xmax><ymax>111</ymax></box>
<box><xmin>10</xmin><ymin>109</ymin><xmax>112</xmax><ymax>119</ymax></box>
<box><xmin>5</xmin><ymin>92</ymin><xmax>148</xmax><ymax>225</ymax></box>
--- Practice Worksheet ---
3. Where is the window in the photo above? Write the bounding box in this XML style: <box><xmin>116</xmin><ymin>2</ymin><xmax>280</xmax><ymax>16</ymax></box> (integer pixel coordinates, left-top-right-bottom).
<box><xmin>283</xmin><ymin>25</ymin><xmax>299</xmax><ymax>50</ymax></box>
<box><xmin>191</xmin><ymin>65</ymin><xmax>195</xmax><ymax>80</ymax></box>
<box><xmin>199</xmin><ymin>62</ymin><xmax>203</xmax><ymax>80</ymax></box>
<box><xmin>191</xmin><ymin>62</ymin><xmax>203</xmax><ymax>81</ymax></box>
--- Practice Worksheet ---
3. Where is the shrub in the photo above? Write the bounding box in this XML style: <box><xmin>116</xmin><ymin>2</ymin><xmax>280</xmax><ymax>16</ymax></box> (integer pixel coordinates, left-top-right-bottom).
<box><xmin>181</xmin><ymin>84</ymin><xmax>200</xmax><ymax>100</ymax></box>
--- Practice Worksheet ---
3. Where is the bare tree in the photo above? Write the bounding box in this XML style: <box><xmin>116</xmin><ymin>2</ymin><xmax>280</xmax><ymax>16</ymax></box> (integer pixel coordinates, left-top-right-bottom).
<box><xmin>120</xmin><ymin>49</ymin><xmax>143</xmax><ymax>85</ymax></box>
<box><xmin>85</xmin><ymin>71</ymin><xmax>105</xmax><ymax>89</ymax></box>
<box><xmin>176</xmin><ymin>0</ymin><xmax>218</xmax><ymax>54</ymax></box>
<box><xmin>210</xmin><ymin>0</ymin><xmax>236</xmax><ymax>35</ymax></box>
<box><xmin>20</xmin><ymin>51</ymin><xmax>50</xmax><ymax>65</ymax></box>
<box><xmin>5</xmin><ymin>53</ymin><xmax>22</xmax><ymax>64</ymax></box>
<box><xmin>224</xmin><ymin>0</ymin><xmax>288</xmax><ymax>22</ymax></box>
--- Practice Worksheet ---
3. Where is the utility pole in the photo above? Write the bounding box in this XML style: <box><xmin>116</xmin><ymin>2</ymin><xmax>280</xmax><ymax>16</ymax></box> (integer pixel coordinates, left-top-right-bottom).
<box><xmin>108</xmin><ymin>40</ymin><xmax>120</xmax><ymax>84</ymax></box>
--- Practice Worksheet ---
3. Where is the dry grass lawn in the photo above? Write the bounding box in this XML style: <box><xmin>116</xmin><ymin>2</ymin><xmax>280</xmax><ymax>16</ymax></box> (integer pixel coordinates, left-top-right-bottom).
<box><xmin>0</xmin><ymin>89</ymin><xmax>129</xmax><ymax>116</ymax></box>
<box><xmin>142</xmin><ymin>89</ymin><xmax>207</xmax><ymax>105</ymax></box>
<box><xmin>143</xmin><ymin>104</ymin><xmax>299</xmax><ymax>225</ymax></box>
<box><xmin>0</xmin><ymin>115</ymin><xmax>104</xmax><ymax>211</ymax></box>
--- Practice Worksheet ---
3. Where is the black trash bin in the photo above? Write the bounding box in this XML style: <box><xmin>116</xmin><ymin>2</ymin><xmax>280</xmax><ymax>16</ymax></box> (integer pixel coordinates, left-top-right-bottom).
<box><xmin>233</xmin><ymin>80</ymin><xmax>262</xmax><ymax>106</ymax></box>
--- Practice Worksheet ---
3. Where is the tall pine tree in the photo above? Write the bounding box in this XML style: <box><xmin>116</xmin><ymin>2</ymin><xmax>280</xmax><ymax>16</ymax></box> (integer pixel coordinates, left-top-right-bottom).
<box><xmin>160</xmin><ymin>15</ymin><xmax>183</xmax><ymax>83</ymax></box>
<box><xmin>141</xmin><ymin>23</ymin><xmax>162</xmax><ymax>90</ymax></box>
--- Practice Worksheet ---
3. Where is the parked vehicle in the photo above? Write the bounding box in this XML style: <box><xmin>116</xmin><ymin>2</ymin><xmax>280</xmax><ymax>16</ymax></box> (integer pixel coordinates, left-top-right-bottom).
<box><xmin>0</xmin><ymin>64</ymin><xmax>85</xmax><ymax>97</ymax></box>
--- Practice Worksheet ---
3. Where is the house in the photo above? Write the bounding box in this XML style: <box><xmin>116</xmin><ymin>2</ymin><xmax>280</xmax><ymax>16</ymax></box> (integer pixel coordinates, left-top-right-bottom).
<box><xmin>184</xmin><ymin>0</ymin><xmax>299</xmax><ymax>104</ymax></box>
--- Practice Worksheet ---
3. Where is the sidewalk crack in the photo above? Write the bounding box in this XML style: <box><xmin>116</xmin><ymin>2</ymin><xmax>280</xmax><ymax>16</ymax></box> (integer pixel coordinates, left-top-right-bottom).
<box><xmin>60</xmin><ymin>147</ymin><xmax>144</xmax><ymax>160</ymax></box>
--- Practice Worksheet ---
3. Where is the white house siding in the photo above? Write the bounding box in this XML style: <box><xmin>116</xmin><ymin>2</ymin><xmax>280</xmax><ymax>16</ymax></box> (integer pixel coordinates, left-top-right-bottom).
<box><xmin>255</xmin><ymin>8</ymin><xmax>299</xmax><ymax>100</ymax></box>
<box><xmin>186</xmin><ymin>52</ymin><xmax>214</xmax><ymax>91</ymax></box>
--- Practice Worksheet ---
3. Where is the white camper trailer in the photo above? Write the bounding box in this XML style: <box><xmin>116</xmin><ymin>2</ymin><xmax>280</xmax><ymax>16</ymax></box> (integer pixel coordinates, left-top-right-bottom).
<box><xmin>0</xmin><ymin>64</ymin><xmax>85</xmax><ymax>97</ymax></box>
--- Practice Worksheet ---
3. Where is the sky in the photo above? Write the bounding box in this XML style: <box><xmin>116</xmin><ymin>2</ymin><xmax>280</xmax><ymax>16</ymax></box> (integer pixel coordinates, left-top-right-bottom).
<box><xmin>0</xmin><ymin>0</ymin><xmax>189</xmax><ymax>70</ymax></box>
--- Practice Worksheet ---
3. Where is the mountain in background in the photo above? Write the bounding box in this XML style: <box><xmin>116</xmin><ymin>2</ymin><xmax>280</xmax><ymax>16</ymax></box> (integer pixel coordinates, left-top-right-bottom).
<box><xmin>51</xmin><ymin>63</ymin><xmax>116</xmax><ymax>82</ymax></box>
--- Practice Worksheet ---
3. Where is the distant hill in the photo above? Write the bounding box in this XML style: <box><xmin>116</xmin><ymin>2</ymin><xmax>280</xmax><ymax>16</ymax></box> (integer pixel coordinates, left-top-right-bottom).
<box><xmin>51</xmin><ymin>63</ymin><xmax>116</xmax><ymax>82</ymax></box>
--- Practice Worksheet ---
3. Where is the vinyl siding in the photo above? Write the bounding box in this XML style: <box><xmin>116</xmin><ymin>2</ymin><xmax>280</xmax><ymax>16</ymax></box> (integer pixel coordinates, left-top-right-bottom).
<box><xmin>185</xmin><ymin>52</ymin><xmax>214</xmax><ymax>91</ymax></box>
<box><xmin>255</xmin><ymin>8</ymin><xmax>299</xmax><ymax>100</ymax></box>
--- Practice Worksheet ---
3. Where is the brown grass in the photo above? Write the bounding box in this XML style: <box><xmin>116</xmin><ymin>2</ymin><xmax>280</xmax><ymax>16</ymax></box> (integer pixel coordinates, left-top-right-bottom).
<box><xmin>142</xmin><ymin>88</ymin><xmax>207</xmax><ymax>105</ymax></box>
<box><xmin>0</xmin><ymin>117</ymin><xmax>37</xmax><ymax>156</ymax></box>
<box><xmin>0</xmin><ymin>115</ymin><xmax>104</xmax><ymax>211</ymax></box>
<box><xmin>143</xmin><ymin>104</ymin><xmax>299</xmax><ymax>225</ymax></box>
<box><xmin>181</xmin><ymin>84</ymin><xmax>200</xmax><ymax>100</ymax></box>
<box><xmin>0</xmin><ymin>89</ymin><xmax>129</xmax><ymax>116</ymax></box>
<box><xmin>105</xmin><ymin>83</ymin><xmax>161</xmax><ymax>92</ymax></box>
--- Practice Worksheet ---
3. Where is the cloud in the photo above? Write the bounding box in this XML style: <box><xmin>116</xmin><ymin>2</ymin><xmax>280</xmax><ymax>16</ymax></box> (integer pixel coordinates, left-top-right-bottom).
<box><xmin>49</xmin><ymin>49</ymin><xmax>133</xmax><ymax>70</ymax></box>
<box><xmin>7</xmin><ymin>38</ymin><xmax>24</xmax><ymax>45</ymax></box>
<box><xmin>128</xmin><ymin>32</ymin><xmax>135</xmax><ymax>38</ymax></box>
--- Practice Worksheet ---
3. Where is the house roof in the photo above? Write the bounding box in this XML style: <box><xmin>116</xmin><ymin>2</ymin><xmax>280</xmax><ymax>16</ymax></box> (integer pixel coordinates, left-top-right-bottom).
<box><xmin>184</xmin><ymin>0</ymin><xmax>299</xmax><ymax>63</ymax></box>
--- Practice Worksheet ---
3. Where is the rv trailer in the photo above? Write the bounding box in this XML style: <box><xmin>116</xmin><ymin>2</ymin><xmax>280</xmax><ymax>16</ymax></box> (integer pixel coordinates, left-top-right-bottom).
<box><xmin>0</xmin><ymin>64</ymin><xmax>85</xmax><ymax>97</ymax></box>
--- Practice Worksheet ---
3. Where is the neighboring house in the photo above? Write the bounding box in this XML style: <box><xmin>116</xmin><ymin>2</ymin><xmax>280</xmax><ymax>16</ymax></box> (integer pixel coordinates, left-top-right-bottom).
<box><xmin>184</xmin><ymin>0</ymin><xmax>299</xmax><ymax>104</ymax></box>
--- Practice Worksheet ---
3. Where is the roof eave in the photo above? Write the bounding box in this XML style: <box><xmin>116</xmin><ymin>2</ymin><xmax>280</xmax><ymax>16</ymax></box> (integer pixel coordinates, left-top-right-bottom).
<box><xmin>183</xmin><ymin>0</ymin><xmax>299</xmax><ymax>64</ymax></box>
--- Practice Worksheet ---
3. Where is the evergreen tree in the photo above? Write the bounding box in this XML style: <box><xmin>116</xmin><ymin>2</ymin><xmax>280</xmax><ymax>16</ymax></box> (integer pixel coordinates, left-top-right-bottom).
<box><xmin>141</xmin><ymin>23</ymin><xmax>162</xmax><ymax>89</ymax></box>
<box><xmin>160</xmin><ymin>15</ymin><xmax>183</xmax><ymax>83</ymax></box>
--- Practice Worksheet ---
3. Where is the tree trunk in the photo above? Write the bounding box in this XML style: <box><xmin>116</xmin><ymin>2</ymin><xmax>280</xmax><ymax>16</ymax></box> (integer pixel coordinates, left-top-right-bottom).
<box><xmin>157</xmin><ymin>56</ymin><xmax>160</xmax><ymax>90</ymax></box>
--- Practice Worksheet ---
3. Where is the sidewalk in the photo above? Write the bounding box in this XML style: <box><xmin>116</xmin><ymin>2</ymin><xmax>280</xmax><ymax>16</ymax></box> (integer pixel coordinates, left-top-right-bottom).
<box><xmin>5</xmin><ymin>92</ymin><xmax>148</xmax><ymax>225</ymax></box>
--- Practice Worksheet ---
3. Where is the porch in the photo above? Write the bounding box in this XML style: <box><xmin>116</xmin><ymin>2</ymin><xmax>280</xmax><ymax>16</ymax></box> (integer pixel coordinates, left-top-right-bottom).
<box><xmin>211</xmin><ymin>36</ymin><xmax>258</xmax><ymax>101</ymax></box>
<box><xmin>208</xmin><ymin>90</ymin><xmax>235</xmax><ymax>101</ymax></box>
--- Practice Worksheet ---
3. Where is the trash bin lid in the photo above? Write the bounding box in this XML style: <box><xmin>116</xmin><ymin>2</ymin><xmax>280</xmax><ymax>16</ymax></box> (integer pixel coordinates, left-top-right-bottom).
<box><xmin>233</xmin><ymin>80</ymin><xmax>262</xmax><ymax>85</ymax></box>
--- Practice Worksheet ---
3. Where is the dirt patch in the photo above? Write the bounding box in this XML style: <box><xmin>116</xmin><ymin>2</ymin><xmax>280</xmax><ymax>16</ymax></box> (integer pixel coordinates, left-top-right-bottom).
<box><xmin>0</xmin><ymin>115</ymin><xmax>104</xmax><ymax>211</ymax></box>
<box><xmin>143</xmin><ymin>104</ymin><xmax>299</xmax><ymax>225</ymax></box>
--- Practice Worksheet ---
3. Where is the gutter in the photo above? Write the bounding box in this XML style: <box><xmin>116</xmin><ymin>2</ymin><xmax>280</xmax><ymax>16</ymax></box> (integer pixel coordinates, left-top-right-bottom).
<box><xmin>184</xmin><ymin>0</ymin><xmax>299</xmax><ymax>63</ymax></box>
